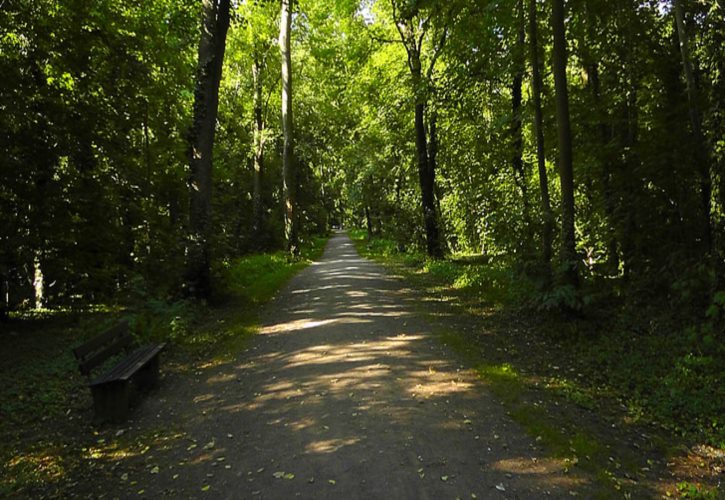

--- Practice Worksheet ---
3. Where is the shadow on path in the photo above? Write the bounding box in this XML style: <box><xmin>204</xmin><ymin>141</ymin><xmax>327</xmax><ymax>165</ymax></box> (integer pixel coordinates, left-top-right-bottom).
<box><xmin>75</xmin><ymin>233</ymin><xmax>592</xmax><ymax>499</ymax></box>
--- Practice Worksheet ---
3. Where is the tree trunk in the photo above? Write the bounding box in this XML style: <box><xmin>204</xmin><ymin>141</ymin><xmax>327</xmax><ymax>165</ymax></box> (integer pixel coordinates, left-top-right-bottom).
<box><xmin>280</xmin><ymin>0</ymin><xmax>299</xmax><ymax>256</ymax></box>
<box><xmin>0</xmin><ymin>270</ymin><xmax>8</xmax><ymax>322</ymax></box>
<box><xmin>186</xmin><ymin>0</ymin><xmax>231</xmax><ymax>299</ymax></box>
<box><xmin>251</xmin><ymin>50</ymin><xmax>266</xmax><ymax>248</ymax></box>
<box><xmin>33</xmin><ymin>252</ymin><xmax>43</xmax><ymax>310</ymax></box>
<box><xmin>674</xmin><ymin>0</ymin><xmax>712</xmax><ymax>252</ymax></box>
<box><xmin>365</xmin><ymin>205</ymin><xmax>373</xmax><ymax>240</ymax></box>
<box><xmin>551</xmin><ymin>0</ymin><xmax>578</xmax><ymax>288</ymax></box>
<box><xmin>528</xmin><ymin>0</ymin><xmax>554</xmax><ymax>284</ymax></box>
<box><xmin>512</xmin><ymin>0</ymin><xmax>531</xmax><ymax>255</ymax></box>
<box><xmin>414</xmin><ymin>99</ymin><xmax>442</xmax><ymax>258</ymax></box>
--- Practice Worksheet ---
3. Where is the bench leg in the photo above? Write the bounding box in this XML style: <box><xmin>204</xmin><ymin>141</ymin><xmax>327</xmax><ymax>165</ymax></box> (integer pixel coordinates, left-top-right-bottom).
<box><xmin>134</xmin><ymin>353</ymin><xmax>161</xmax><ymax>391</ymax></box>
<box><xmin>91</xmin><ymin>381</ymin><xmax>130</xmax><ymax>423</ymax></box>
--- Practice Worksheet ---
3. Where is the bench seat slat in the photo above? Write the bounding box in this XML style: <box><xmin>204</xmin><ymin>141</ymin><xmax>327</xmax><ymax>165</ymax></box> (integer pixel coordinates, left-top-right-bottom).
<box><xmin>90</xmin><ymin>343</ymin><xmax>166</xmax><ymax>387</ymax></box>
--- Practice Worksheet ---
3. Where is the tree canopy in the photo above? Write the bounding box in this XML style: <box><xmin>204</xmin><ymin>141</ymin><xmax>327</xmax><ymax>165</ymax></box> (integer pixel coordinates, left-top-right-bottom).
<box><xmin>1</xmin><ymin>0</ymin><xmax>724</xmax><ymax>313</ymax></box>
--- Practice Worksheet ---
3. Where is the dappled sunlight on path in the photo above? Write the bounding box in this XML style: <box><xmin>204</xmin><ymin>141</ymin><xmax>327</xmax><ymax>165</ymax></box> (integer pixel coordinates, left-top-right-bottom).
<box><xmin>82</xmin><ymin>233</ymin><xmax>590</xmax><ymax>498</ymax></box>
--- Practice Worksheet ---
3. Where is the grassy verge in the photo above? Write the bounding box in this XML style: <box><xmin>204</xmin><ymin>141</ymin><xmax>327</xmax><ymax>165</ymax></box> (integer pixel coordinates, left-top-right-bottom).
<box><xmin>0</xmin><ymin>234</ymin><xmax>329</xmax><ymax>496</ymax></box>
<box><xmin>349</xmin><ymin>229</ymin><xmax>723</xmax><ymax>498</ymax></box>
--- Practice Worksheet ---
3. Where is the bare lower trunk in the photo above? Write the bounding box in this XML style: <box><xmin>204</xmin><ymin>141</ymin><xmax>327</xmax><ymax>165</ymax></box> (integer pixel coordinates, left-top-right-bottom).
<box><xmin>33</xmin><ymin>253</ymin><xmax>43</xmax><ymax>310</ymax></box>
<box><xmin>551</xmin><ymin>0</ymin><xmax>578</xmax><ymax>288</ymax></box>
<box><xmin>528</xmin><ymin>0</ymin><xmax>553</xmax><ymax>284</ymax></box>
<box><xmin>415</xmin><ymin>100</ymin><xmax>442</xmax><ymax>258</ymax></box>
<box><xmin>186</xmin><ymin>0</ymin><xmax>231</xmax><ymax>298</ymax></box>
<box><xmin>280</xmin><ymin>0</ymin><xmax>299</xmax><ymax>256</ymax></box>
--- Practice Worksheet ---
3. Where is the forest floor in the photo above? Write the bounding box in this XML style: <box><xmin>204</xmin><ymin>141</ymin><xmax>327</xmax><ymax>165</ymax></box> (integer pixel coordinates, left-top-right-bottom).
<box><xmin>1</xmin><ymin>232</ymin><xmax>721</xmax><ymax>498</ymax></box>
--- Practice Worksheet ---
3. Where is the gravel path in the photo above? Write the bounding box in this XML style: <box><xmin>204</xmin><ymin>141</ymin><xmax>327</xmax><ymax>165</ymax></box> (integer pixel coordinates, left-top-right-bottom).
<box><xmin>82</xmin><ymin>232</ymin><xmax>588</xmax><ymax>498</ymax></box>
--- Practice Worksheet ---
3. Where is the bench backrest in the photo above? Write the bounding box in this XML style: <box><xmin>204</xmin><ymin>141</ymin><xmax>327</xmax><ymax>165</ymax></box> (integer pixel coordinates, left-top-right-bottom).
<box><xmin>73</xmin><ymin>320</ymin><xmax>134</xmax><ymax>376</ymax></box>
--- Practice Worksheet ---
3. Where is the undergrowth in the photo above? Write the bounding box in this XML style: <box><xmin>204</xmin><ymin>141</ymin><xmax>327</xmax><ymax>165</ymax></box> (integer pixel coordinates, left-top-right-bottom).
<box><xmin>349</xmin><ymin>229</ymin><xmax>724</xmax><ymax>449</ymax></box>
<box><xmin>0</xmin><ymin>234</ymin><xmax>329</xmax><ymax>495</ymax></box>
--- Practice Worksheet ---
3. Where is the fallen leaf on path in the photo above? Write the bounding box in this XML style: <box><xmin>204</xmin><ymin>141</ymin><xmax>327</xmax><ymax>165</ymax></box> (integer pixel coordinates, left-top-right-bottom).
<box><xmin>150</xmin><ymin>466</ymin><xmax>159</xmax><ymax>474</ymax></box>
<box><xmin>495</xmin><ymin>483</ymin><xmax>505</xmax><ymax>491</ymax></box>
<box><xmin>441</xmin><ymin>475</ymin><xmax>449</xmax><ymax>481</ymax></box>
<box><xmin>283</xmin><ymin>473</ymin><xmax>295</xmax><ymax>480</ymax></box>
<box><xmin>328</xmin><ymin>479</ymin><xmax>336</xmax><ymax>485</ymax></box>
<box><xmin>201</xmin><ymin>485</ymin><xmax>210</xmax><ymax>492</ymax></box>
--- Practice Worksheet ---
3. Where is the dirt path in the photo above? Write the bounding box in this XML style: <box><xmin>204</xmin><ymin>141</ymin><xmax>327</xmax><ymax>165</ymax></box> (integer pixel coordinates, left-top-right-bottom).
<box><xmin>77</xmin><ymin>233</ymin><xmax>590</xmax><ymax>498</ymax></box>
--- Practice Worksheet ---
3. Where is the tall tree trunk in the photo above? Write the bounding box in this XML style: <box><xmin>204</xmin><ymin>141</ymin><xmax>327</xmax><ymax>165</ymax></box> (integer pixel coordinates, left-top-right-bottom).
<box><xmin>551</xmin><ymin>0</ymin><xmax>578</xmax><ymax>288</ymax></box>
<box><xmin>251</xmin><ymin>50</ymin><xmax>266</xmax><ymax>248</ymax></box>
<box><xmin>674</xmin><ymin>0</ymin><xmax>712</xmax><ymax>252</ymax></box>
<box><xmin>186</xmin><ymin>0</ymin><xmax>231</xmax><ymax>298</ymax></box>
<box><xmin>528</xmin><ymin>0</ymin><xmax>554</xmax><ymax>284</ymax></box>
<box><xmin>280</xmin><ymin>0</ymin><xmax>299</xmax><ymax>256</ymax></box>
<box><xmin>392</xmin><ymin>6</ymin><xmax>444</xmax><ymax>259</ymax></box>
<box><xmin>414</xmin><ymin>97</ymin><xmax>442</xmax><ymax>258</ymax></box>
<box><xmin>511</xmin><ymin>0</ymin><xmax>531</xmax><ymax>254</ymax></box>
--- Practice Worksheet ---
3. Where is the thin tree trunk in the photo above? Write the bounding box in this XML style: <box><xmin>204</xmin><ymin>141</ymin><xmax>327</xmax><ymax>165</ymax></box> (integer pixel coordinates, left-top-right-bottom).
<box><xmin>512</xmin><ymin>0</ymin><xmax>531</xmax><ymax>254</ymax></box>
<box><xmin>528</xmin><ymin>0</ymin><xmax>553</xmax><ymax>284</ymax></box>
<box><xmin>251</xmin><ymin>50</ymin><xmax>266</xmax><ymax>248</ymax></box>
<box><xmin>33</xmin><ymin>252</ymin><xmax>43</xmax><ymax>310</ymax></box>
<box><xmin>186</xmin><ymin>0</ymin><xmax>231</xmax><ymax>298</ymax></box>
<box><xmin>280</xmin><ymin>0</ymin><xmax>299</xmax><ymax>256</ymax></box>
<box><xmin>551</xmin><ymin>0</ymin><xmax>578</xmax><ymax>288</ymax></box>
<box><xmin>365</xmin><ymin>205</ymin><xmax>373</xmax><ymax>240</ymax></box>
<box><xmin>0</xmin><ymin>270</ymin><xmax>8</xmax><ymax>322</ymax></box>
<box><xmin>391</xmin><ymin>4</ymin><xmax>444</xmax><ymax>259</ymax></box>
<box><xmin>674</xmin><ymin>0</ymin><xmax>712</xmax><ymax>252</ymax></box>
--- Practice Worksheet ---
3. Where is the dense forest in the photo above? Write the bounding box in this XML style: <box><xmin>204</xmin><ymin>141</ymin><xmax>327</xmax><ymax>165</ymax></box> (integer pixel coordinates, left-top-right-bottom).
<box><xmin>2</xmin><ymin>0</ymin><xmax>724</xmax><ymax>450</ymax></box>
<box><xmin>2</xmin><ymin>0</ymin><xmax>723</xmax><ymax>308</ymax></box>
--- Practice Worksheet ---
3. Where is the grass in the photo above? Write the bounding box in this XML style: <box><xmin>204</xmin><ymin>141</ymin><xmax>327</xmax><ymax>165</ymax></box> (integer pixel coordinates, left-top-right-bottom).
<box><xmin>349</xmin><ymin>229</ymin><xmax>724</xmax><ymax>497</ymax></box>
<box><xmin>0</xmin><ymin>234</ymin><xmax>329</xmax><ymax>495</ymax></box>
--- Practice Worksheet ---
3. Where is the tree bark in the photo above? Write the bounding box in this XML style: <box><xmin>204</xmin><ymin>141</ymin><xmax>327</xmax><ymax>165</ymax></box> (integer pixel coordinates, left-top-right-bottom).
<box><xmin>186</xmin><ymin>0</ymin><xmax>231</xmax><ymax>298</ymax></box>
<box><xmin>551</xmin><ymin>0</ymin><xmax>578</xmax><ymax>288</ymax></box>
<box><xmin>674</xmin><ymin>0</ymin><xmax>712</xmax><ymax>252</ymax></box>
<box><xmin>392</xmin><ymin>4</ymin><xmax>443</xmax><ymax>259</ymax></box>
<box><xmin>280</xmin><ymin>0</ymin><xmax>299</xmax><ymax>256</ymax></box>
<box><xmin>414</xmin><ymin>98</ymin><xmax>442</xmax><ymax>258</ymax></box>
<box><xmin>528</xmin><ymin>0</ymin><xmax>554</xmax><ymax>283</ymax></box>
<box><xmin>251</xmin><ymin>50</ymin><xmax>266</xmax><ymax>248</ymax></box>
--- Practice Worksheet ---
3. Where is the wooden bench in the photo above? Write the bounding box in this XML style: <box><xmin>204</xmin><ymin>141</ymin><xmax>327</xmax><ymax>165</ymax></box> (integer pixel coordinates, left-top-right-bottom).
<box><xmin>72</xmin><ymin>320</ymin><xmax>165</xmax><ymax>423</ymax></box>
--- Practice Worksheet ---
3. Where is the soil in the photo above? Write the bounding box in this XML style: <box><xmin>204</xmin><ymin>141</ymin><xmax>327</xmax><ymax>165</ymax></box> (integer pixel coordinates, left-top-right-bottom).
<box><xmin>69</xmin><ymin>232</ymin><xmax>596</xmax><ymax>499</ymax></box>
